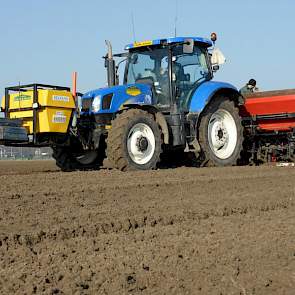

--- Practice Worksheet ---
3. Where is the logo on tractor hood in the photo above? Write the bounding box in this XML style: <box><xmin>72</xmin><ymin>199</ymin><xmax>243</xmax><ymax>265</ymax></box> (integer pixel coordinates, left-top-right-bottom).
<box><xmin>126</xmin><ymin>86</ymin><xmax>141</xmax><ymax>97</ymax></box>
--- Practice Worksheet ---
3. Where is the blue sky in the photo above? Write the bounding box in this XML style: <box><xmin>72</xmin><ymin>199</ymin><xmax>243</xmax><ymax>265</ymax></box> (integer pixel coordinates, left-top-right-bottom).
<box><xmin>1</xmin><ymin>0</ymin><xmax>294</xmax><ymax>94</ymax></box>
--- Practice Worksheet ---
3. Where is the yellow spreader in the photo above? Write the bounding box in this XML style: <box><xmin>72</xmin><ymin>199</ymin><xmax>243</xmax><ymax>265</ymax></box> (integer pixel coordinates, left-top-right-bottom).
<box><xmin>1</xmin><ymin>84</ymin><xmax>76</xmax><ymax>144</ymax></box>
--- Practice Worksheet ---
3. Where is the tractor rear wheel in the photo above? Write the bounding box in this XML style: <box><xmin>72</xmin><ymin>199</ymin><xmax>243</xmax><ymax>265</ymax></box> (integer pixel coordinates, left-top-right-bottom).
<box><xmin>106</xmin><ymin>109</ymin><xmax>162</xmax><ymax>171</ymax></box>
<box><xmin>198</xmin><ymin>96</ymin><xmax>245</xmax><ymax>166</ymax></box>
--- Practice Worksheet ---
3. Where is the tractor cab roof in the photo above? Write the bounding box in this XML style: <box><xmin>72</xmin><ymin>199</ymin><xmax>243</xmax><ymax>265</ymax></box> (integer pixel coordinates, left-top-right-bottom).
<box><xmin>125</xmin><ymin>37</ymin><xmax>212</xmax><ymax>50</ymax></box>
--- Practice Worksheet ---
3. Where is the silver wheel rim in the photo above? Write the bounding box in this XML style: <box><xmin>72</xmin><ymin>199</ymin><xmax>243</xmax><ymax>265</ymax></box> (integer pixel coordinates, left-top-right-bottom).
<box><xmin>208</xmin><ymin>109</ymin><xmax>238</xmax><ymax>160</ymax></box>
<box><xmin>127</xmin><ymin>123</ymin><xmax>156</xmax><ymax>165</ymax></box>
<box><xmin>76</xmin><ymin>150</ymin><xmax>98</xmax><ymax>165</ymax></box>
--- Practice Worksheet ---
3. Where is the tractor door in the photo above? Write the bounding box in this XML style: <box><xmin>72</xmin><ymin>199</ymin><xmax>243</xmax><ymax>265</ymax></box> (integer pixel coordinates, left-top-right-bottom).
<box><xmin>172</xmin><ymin>45</ymin><xmax>211</xmax><ymax>112</ymax></box>
<box><xmin>163</xmin><ymin>44</ymin><xmax>212</xmax><ymax>147</ymax></box>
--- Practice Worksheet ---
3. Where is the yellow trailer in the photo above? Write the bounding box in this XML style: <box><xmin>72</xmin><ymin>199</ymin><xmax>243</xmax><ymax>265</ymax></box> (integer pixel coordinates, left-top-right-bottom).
<box><xmin>1</xmin><ymin>84</ymin><xmax>76</xmax><ymax>145</ymax></box>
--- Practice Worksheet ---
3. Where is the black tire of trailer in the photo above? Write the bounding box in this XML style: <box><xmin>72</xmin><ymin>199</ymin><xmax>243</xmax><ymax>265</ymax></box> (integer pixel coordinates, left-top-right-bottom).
<box><xmin>198</xmin><ymin>96</ymin><xmax>246</xmax><ymax>167</ymax></box>
<box><xmin>106</xmin><ymin>109</ymin><xmax>162</xmax><ymax>171</ymax></box>
<box><xmin>52</xmin><ymin>141</ymin><xmax>106</xmax><ymax>172</ymax></box>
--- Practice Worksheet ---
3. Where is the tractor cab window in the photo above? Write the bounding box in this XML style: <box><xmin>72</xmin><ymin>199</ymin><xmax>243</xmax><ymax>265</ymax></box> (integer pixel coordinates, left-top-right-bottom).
<box><xmin>126</xmin><ymin>48</ymin><xmax>170</xmax><ymax>107</ymax></box>
<box><xmin>172</xmin><ymin>45</ymin><xmax>210</xmax><ymax>110</ymax></box>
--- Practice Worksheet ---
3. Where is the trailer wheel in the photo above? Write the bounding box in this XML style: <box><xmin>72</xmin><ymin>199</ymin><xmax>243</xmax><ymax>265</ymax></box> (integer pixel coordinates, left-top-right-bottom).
<box><xmin>107</xmin><ymin>109</ymin><xmax>162</xmax><ymax>171</ymax></box>
<box><xmin>198</xmin><ymin>96</ymin><xmax>244</xmax><ymax>166</ymax></box>
<box><xmin>52</xmin><ymin>140</ymin><xmax>105</xmax><ymax>171</ymax></box>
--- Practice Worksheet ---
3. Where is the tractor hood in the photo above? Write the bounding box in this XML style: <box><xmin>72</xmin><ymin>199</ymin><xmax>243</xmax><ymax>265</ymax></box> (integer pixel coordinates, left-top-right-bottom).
<box><xmin>81</xmin><ymin>84</ymin><xmax>154</xmax><ymax>114</ymax></box>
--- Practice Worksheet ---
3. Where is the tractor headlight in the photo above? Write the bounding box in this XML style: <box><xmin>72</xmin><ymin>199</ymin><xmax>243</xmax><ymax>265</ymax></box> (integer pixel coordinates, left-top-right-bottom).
<box><xmin>92</xmin><ymin>95</ymin><xmax>102</xmax><ymax>112</ymax></box>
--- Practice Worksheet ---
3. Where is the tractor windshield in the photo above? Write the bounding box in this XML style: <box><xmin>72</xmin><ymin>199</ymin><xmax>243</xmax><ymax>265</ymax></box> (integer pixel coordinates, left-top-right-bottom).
<box><xmin>125</xmin><ymin>48</ymin><xmax>170</xmax><ymax>106</ymax></box>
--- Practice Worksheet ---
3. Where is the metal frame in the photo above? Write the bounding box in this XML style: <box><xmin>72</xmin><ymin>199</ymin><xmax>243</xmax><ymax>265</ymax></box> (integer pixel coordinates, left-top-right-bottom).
<box><xmin>4</xmin><ymin>83</ymin><xmax>71</xmax><ymax>144</ymax></box>
<box><xmin>243</xmin><ymin>112</ymin><xmax>295</xmax><ymax>122</ymax></box>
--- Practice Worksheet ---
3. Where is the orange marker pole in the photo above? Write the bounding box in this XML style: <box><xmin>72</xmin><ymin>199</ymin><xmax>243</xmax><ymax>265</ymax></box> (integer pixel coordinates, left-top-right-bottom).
<box><xmin>72</xmin><ymin>71</ymin><xmax>77</xmax><ymax>98</ymax></box>
<box><xmin>72</xmin><ymin>71</ymin><xmax>79</xmax><ymax>122</ymax></box>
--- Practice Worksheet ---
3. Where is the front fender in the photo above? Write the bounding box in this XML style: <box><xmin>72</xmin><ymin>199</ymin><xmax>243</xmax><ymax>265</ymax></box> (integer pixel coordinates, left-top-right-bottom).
<box><xmin>188</xmin><ymin>81</ymin><xmax>239</xmax><ymax>113</ymax></box>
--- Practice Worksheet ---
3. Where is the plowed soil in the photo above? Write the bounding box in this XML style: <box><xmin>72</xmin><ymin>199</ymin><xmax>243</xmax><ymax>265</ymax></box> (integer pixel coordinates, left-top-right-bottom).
<box><xmin>0</xmin><ymin>160</ymin><xmax>295</xmax><ymax>295</ymax></box>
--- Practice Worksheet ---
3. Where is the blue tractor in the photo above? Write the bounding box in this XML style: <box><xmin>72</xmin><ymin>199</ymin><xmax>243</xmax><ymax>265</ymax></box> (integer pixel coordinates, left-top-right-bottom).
<box><xmin>52</xmin><ymin>34</ymin><xmax>245</xmax><ymax>171</ymax></box>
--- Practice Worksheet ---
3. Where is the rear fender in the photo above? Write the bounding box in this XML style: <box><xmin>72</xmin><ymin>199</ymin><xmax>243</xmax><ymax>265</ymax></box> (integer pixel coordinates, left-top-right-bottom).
<box><xmin>189</xmin><ymin>81</ymin><xmax>241</xmax><ymax>114</ymax></box>
<box><xmin>188</xmin><ymin>81</ymin><xmax>242</xmax><ymax>140</ymax></box>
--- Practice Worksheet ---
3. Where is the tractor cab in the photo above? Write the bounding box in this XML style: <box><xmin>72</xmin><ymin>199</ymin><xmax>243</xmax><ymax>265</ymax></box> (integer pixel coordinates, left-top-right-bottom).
<box><xmin>123</xmin><ymin>37</ymin><xmax>213</xmax><ymax>111</ymax></box>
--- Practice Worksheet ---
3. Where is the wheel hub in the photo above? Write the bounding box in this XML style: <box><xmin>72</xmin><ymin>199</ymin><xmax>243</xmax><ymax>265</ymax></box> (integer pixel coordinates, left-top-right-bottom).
<box><xmin>217</xmin><ymin>128</ymin><xmax>224</xmax><ymax>140</ymax></box>
<box><xmin>215</xmin><ymin>123</ymin><xmax>228</xmax><ymax>147</ymax></box>
<box><xmin>127</xmin><ymin>123</ymin><xmax>156</xmax><ymax>165</ymax></box>
<box><xmin>136</xmin><ymin>136</ymin><xmax>148</xmax><ymax>152</ymax></box>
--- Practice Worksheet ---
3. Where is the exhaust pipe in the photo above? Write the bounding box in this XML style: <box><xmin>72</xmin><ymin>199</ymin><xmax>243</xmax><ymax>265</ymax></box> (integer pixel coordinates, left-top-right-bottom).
<box><xmin>105</xmin><ymin>40</ymin><xmax>116</xmax><ymax>87</ymax></box>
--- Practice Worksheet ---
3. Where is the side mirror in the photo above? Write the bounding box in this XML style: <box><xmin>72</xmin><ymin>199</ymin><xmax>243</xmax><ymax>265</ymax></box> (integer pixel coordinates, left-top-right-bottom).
<box><xmin>183</xmin><ymin>38</ymin><xmax>194</xmax><ymax>54</ymax></box>
<box><xmin>212</xmin><ymin>65</ymin><xmax>220</xmax><ymax>72</ymax></box>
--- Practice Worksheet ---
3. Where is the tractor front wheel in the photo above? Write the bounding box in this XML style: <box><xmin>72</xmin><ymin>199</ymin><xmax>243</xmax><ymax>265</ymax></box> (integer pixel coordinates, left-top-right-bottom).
<box><xmin>107</xmin><ymin>109</ymin><xmax>162</xmax><ymax>171</ymax></box>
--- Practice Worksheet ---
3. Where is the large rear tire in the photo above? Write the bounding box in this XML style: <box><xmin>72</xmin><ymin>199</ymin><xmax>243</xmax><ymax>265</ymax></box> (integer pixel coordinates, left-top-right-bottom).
<box><xmin>106</xmin><ymin>109</ymin><xmax>162</xmax><ymax>171</ymax></box>
<box><xmin>198</xmin><ymin>97</ymin><xmax>244</xmax><ymax>166</ymax></box>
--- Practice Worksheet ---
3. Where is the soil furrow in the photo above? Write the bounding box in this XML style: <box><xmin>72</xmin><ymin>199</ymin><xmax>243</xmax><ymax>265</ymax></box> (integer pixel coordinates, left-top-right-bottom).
<box><xmin>0</xmin><ymin>160</ymin><xmax>295</xmax><ymax>294</ymax></box>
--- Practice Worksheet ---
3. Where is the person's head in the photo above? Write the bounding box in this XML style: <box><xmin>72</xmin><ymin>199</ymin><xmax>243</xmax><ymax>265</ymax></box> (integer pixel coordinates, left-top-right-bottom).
<box><xmin>247</xmin><ymin>79</ymin><xmax>257</xmax><ymax>88</ymax></box>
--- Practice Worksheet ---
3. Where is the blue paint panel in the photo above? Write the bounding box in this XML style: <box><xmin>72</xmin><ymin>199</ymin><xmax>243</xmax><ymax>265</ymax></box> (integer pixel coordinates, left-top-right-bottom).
<box><xmin>125</xmin><ymin>36</ymin><xmax>212</xmax><ymax>50</ymax></box>
<box><xmin>188</xmin><ymin>81</ymin><xmax>238</xmax><ymax>113</ymax></box>
<box><xmin>81</xmin><ymin>84</ymin><xmax>153</xmax><ymax>115</ymax></box>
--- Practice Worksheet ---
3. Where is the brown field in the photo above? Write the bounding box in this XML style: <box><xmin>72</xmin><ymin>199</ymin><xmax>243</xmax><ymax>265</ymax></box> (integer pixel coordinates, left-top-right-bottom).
<box><xmin>0</xmin><ymin>160</ymin><xmax>295</xmax><ymax>294</ymax></box>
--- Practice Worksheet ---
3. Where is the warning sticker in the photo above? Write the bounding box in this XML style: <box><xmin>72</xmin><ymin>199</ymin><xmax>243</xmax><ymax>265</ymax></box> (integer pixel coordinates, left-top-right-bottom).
<box><xmin>133</xmin><ymin>40</ymin><xmax>153</xmax><ymax>48</ymax></box>
<box><xmin>52</xmin><ymin>112</ymin><xmax>67</xmax><ymax>123</ymax></box>
<box><xmin>14</xmin><ymin>94</ymin><xmax>32</xmax><ymax>101</ymax></box>
<box><xmin>52</xmin><ymin>95</ymin><xmax>70</xmax><ymax>102</ymax></box>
